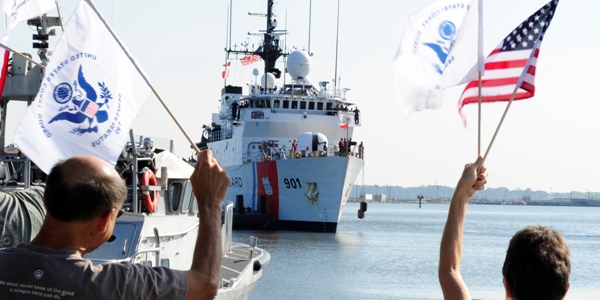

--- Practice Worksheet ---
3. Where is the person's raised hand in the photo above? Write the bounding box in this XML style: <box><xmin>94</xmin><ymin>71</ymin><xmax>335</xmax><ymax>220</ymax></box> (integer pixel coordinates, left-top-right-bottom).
<box><xmin>190</xmin><ymin>150</ymin><xmax>230</xmax><ymax>213</ymax></box>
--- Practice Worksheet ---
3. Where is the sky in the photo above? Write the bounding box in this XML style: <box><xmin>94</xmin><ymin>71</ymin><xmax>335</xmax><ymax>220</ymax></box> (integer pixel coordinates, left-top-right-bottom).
<box><xmin>1</xmin><ymin>0</ymin><xmax>599</xmax><ymax>193</ymax></box>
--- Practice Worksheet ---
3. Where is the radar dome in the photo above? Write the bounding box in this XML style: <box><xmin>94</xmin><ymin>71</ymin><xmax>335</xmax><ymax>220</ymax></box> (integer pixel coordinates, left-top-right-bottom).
<box><xmin>297</xmin><ymin>132</ymin><xmax>328</xmax><ymax>152</ymax></box>
<box><xmin>287</xmin><ymin>50</ymin><xmax>311</xmax><ymax>80</ymax></box>
<box><xmin>261</xmin><ymin>73</ymin><xmax>276</xmax><ymax>89</ymax></box>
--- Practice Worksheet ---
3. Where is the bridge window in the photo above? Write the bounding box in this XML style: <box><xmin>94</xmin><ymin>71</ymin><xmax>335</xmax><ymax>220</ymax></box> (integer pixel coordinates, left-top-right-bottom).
<box><xmin>181</xmin><ymin>181</ymin><xmax>193</xmax><ymax>213</ymax></box>
<box><xmin>291</xmin><ymin>101</ymin><xmax>298</xmax><ymax>109</ymax></box>
<box><xmin>274</xmin><ymin>100</ymin><xmax>280</xmax><ymax>108</ymax></box>
<box><xmin>317</xmin><ymin>102</ymin><xmax>324</xmax><ymax>110</ymax></box>
<box><xmin>309</xmin><ymin>102</ymin><xmax>315</xmax><ymax>110</ymax></box>
<box><xmin>283</xmin><ymin>100</ymin><xmax>289</xmax><ymax>109</ymax></box>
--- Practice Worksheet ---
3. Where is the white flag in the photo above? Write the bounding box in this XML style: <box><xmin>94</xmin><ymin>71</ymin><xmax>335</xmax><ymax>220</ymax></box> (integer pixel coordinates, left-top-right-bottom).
<box><xmin>14</xmin><ymin>0</ymin><xmax>151</xmax><ymax>173</ymax></box>
<box><xmin>393</xmin><ymin>0</ymin><xmax>482</xmax><ymax>114</ymax></box>
<box><xmin>0</xmin><ymin>0</ymin><xmax>58</xmax><ymax>33</ymax></box>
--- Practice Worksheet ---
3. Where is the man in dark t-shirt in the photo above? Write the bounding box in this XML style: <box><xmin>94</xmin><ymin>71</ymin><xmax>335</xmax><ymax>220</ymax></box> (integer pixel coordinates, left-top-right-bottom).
<box><xmin>0</xmin><ymin>151</ymin><xmax>228</xmax><ymax>300</ymax></box>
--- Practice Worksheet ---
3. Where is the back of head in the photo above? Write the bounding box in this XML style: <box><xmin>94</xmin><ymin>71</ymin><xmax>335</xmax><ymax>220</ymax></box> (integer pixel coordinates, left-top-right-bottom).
<box><xmin>44</xmin><ymin>156</ymin><xmax>127</xmax><ymax>222</ymax></box>
<box><xmin>502</xmin><ymin>225</ymin><xmax>570</xmax><ymax>300</ymax></box>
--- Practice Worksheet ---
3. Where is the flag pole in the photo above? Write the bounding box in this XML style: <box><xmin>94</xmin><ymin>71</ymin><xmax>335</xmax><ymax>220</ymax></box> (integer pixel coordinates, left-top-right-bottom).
<box><xmin>477</xmin><ymin>71</ymin><xmax>482</xmax><ymax>155</ymax></box>
<box><xmin>483</xmin><ymin>33</ymin><xmax>540</xmax><ymax>163</ymax></box>
<box><xmin>55</xmin><ymin>2</ymin><xmax>65</xmax><ymax>31</ymax></box>
<box><xmin>476</xmin><ymin>0</ymin><xmax>484</xmax><ymax>156</ymax></box>
<box><xmin>482</xmin><ymin>85</ymin><xmax>519</xmax><ymax>162</ymax></box>
<box><xmin>0</xmin><ymin>43</ymin><xmax>45</xmax><ymax>69</ymax></box>
<box><xmin>85</xmin><ymin>0</ymin><xmax>201</xmax><ymax>153</ymax></box>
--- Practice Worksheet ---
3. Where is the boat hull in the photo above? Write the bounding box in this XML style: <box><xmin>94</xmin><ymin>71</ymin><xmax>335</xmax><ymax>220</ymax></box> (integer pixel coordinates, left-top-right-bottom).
<box><xmin>225</xmin><ymin>155</ymin><xmax>363</xmax><ymax>233</ymax></box>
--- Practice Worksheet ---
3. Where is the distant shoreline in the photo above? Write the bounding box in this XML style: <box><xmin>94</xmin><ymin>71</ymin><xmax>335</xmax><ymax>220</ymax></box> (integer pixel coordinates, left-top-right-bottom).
<box><xmin>347</xmin><ymin>199</ymin><xmax>600</xmax><ymax>207</ymax></box>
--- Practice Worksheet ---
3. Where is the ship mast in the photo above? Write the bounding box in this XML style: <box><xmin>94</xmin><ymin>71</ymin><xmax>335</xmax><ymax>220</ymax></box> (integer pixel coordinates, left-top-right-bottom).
<box><xmin>259</xmin><ymin>0</ymin><xmax>283</xmax><ymax>79</ymax></box>
<box><xmin>227</xmin><ymin>0</ymin><xmax>286</xmax><ymax>84</ymax></box>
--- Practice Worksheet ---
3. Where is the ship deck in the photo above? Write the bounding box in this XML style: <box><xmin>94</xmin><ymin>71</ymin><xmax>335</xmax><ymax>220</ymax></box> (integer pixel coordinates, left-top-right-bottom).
<box><xmin>220</xmin><ymin>243</ymin><xmax>266</xmax><ymax>287</ymax></box>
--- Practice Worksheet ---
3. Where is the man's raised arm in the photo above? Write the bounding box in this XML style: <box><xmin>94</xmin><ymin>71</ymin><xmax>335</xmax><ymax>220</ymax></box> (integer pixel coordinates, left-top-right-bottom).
<box><xmin>439</xmin><ymin>156</ymin><xmax>487</xmax><ymax>300</ymax></box>
<box><xmin>185</xmin><ymin>150</ymin><xmax>230</xmax><ymax>300</ymax></box>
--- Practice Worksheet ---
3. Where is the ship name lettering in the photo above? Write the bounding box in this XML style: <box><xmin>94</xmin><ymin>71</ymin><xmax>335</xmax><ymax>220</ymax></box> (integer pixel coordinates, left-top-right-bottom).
<box><xmin>229</xmin><ymin>177</ymin><xmax>243</xmax><ymax>188</ymax></box>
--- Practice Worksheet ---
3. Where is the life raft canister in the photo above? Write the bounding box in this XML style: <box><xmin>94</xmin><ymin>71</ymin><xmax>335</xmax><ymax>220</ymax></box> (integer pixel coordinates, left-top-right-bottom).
<box><xmin>141</xmin><ymin>167</ymin><xmax>160</xmax><ymax>213</ymax></box>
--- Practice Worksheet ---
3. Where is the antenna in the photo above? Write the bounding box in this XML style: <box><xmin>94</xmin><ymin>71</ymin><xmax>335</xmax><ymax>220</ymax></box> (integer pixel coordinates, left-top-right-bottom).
<box><xmin>228</xmin><ymin>0</ymin><xmax>233</xmax><ymax>50</ymax></box>
<box><xmin>284</xmin><ymin>9</ymin><xmax>288</xmax><ymax>88</ymax></box>
<box><xmin>224</xmin><ymin>4</ymin><xmax>232</xmax><ymax>87</ymax></box>
<box><xmin>308</xmin><ymin>0</ymin><xmax>312</xmax><ymax>55</ymax></box>
<box><xmin>334</xmin><ymin>0</ymin><xmax>340</xmax><ymax>92</ymax></box>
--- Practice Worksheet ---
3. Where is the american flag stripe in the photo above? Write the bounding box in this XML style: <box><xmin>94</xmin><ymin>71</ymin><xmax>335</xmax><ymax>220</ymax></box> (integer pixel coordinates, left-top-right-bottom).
<box><xmin>82</xmin><ymin>100</ymin><xmax>99</xmax><ymax>118</ymax></box>
<box><xmin>458</xmin><ymin>0</ymin><xmax>558</xmax><ymax>123</ymax></box>
<box><xmin>459</xmin><ymin>44</ymin><xmax>540</xmax><ymax>105</ymax></box>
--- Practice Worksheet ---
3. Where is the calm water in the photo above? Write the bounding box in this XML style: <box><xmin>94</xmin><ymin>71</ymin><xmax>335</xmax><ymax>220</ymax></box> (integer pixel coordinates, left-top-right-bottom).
<box><xmin>233</xmin><ymin>203</ymin><xmax>600</xmax><ymax>300</ymax></box>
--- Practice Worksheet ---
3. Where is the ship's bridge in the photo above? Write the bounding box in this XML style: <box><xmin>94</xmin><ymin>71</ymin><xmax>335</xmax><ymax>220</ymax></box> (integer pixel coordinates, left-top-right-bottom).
<box><xmin>277</xmin><ymin>84</ymin><xmax>320</xmax><ymax>96</ymax></box>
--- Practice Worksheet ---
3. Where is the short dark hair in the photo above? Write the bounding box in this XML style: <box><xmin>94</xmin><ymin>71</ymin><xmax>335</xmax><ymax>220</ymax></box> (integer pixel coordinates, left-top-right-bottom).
<box><xmin>44</xmin><ymin>160</ymin><xmax>127</xmax><ymax>222</ymax></box>
<box><xmin>502</xmin><ymin>225</ymin><xmax>570</xmax><ymax>300</ymax></box>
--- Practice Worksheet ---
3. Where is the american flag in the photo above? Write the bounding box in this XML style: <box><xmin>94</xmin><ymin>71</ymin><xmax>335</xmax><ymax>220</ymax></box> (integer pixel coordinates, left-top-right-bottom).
<box><xmin>458</xmin><ymin>0</ymin><xmax>559</xmax><ymax>122</ymax></box>
<box><xmin>240</xmin><ymin>46</ymin><xmax>263</xmax><ymax>66</ymax></box>
<box><xmin>240</xmin><ymin>53</ymin><xmax>261</xmax><ymax>66</ymax></box>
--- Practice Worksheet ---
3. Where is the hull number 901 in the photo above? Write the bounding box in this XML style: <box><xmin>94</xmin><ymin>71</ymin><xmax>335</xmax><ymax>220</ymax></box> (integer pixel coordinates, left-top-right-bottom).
<box><xmin>284</xmin><ymin>178</ymin><xmax>302</xmax><ymax>189</ymax></box>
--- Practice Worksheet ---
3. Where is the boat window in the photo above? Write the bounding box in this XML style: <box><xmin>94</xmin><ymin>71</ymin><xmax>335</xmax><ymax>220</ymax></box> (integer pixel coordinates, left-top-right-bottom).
<box><xmin>291</xmin><ymin>101</ymin><xmax>298</xmax><ymax>109</ymax></box>
<box><xmin>160</xmin><ymin>259</ymin><xmax>170</xmax><ymax>267</ymax></box>
<box><xmin>283</xmin><ymin>100</ymin><xmax>289</xmax><ymax>109</ymax></box>
<box><xmin>191</xmin><ymin>196</ymin><xmax>198</xmax><ymax>213</ymax></box>
<box><xmin>274</xmin><ymin>100</ymin><xmax>280</xmax><ymax>108</ymax></box>
<box><xmin>317</xmin><ymin>102</ymin><xmax>324</xmax><ymax>110</ymax></box>
<box><xmin>300</xmin><ymin>101</ymin><xmax>306</xmax><ymax>110</ymax></box>
<box><xmin>309</xmin><ymin>102</ymin><xmax>315</xmax><ymax>110</ymax></box>
<box><xmin>265</xmin><ymin>100</ymin><xmax>271</xmax><ymax>108</ymax></box>
<box><xmin>169</xmin><ymin>182</ymin><xmax>183</xmax><ymax>212</ymax></box>
<box><xmin>181</xmin><ymin>181</ymin><xmax>193</xmax><ymax>213</ymax></box>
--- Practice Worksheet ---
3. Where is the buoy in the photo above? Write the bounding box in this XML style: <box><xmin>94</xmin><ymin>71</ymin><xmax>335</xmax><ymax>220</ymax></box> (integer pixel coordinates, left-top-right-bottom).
<box><xmin>253</xmin><ymin>260</ymin><xmax>262</xmax><ymax>271</ymax></box>
<box><xmin>141</xmin><ymin>167</ymin><xmax>160</xmax><ymax>213</ymax></box>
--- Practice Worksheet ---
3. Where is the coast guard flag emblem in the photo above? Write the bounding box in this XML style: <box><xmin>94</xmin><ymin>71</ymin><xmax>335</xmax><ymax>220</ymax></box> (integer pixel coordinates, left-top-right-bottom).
<box><xmin>393</xmin><ymin>0</ymin><xmax>483</xmax><ymax>114</ymax></box>
<box><xmin>0</xmin><ymin>0</ymin><xmax>57</xmax><ymax>33</ymax></box>
<box><xmin>14</xmin><ymin>0</ymin><xmax>151</xmax><ymax>173</ymax></box>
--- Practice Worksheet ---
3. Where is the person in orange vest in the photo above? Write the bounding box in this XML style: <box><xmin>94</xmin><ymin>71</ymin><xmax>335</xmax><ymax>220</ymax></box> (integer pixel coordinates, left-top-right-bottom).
<box><xmin>292</xmin><ymin>139</ymin><xmax>297</xmax><ymax>158</ymax></box>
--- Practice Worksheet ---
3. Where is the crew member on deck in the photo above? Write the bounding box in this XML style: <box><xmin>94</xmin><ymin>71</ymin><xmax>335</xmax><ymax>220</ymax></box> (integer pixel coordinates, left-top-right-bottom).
<box><xmin>231</xmin><ymin>100</ymin><xmax>239</xmax><ymax>121</ymax></box>
<box><xmin>359</xmin><ymin>141</ymin><xmax>364</xmax><ymax>159</ymax></box>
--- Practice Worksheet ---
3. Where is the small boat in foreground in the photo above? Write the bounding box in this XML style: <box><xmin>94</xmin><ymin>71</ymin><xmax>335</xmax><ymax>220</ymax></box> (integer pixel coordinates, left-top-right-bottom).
<box><xmin>0</xmin><ymin>11</ymin><xmax>269</xmax><ymax>300</ymax></box>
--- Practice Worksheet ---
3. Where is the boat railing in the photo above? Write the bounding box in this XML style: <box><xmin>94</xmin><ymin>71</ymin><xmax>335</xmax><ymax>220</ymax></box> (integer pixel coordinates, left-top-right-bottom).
<box><xmin>129</xmin><ymin>247</ymin><xmax>161</xmax><ymax>266</ymax></box>
<box><xmin>208</xmin><ymin>128</ymin><xmax>233</xmax><ymax>143</ymax></box>
<box><xmin>222</xmin><ymin>201</ymin><xmax>233</xmax><ymax>254</ymax></box>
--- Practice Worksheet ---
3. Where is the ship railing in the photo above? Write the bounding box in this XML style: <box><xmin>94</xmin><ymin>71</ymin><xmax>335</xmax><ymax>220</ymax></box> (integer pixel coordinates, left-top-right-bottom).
<box><xmin>208</xmin><ymin>128</ymin><xmax>233</xmax><ymax>143</ymax></box>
